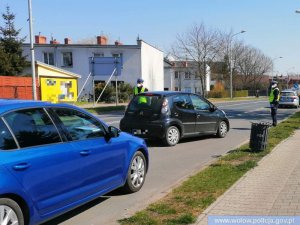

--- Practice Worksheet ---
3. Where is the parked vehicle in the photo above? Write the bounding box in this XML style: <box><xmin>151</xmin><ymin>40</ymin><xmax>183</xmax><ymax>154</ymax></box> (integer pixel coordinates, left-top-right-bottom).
<box><xmin>120</xmin><ymin>91</ymin><xmax>230</xmax><ymax>146</ymax></box>
<box><xmin>278</xmin><ymin>89</ymin><xmax>299</xmax><ymax>108</ymax></box>
<box><xmin>0</xmin><ymin>99</ymin><xmax>148</xmax><ymax>225</ymax></box>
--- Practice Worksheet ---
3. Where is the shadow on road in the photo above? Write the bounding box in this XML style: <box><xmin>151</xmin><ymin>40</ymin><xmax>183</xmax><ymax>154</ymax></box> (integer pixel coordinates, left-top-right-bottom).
<box><xmin>224</xmin><ymin>107</ymin><xmax>294</xmax><ymax>122</ymax></box>
<box><xmin>42</xmin><ymin>197</ymin><xmax>109</xmax><ymax>225</ymax></box>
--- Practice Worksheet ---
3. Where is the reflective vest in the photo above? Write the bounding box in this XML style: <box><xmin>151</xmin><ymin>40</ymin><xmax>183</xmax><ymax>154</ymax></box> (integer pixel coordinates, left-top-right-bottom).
<box><xmin>269</xmin><ymin>87</ymin><xmax>280</xmax><ymax>103</ymax></box>
<box><xmin>134</xmin><ymin>86</ymin><xmax>145</xmax><ymax>95</ymax></box>
<box><xmin>134</xmin><ymin>87</ymin><xmax>147</xmax><ymax>104</ymax></box>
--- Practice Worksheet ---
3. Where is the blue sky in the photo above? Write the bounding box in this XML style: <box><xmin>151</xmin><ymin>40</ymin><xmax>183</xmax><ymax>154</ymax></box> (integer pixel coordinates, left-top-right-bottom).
<box><xmin>1</xmin><ymin>0</ymin><xmax>300</xmax><ymax>75</ymax></box>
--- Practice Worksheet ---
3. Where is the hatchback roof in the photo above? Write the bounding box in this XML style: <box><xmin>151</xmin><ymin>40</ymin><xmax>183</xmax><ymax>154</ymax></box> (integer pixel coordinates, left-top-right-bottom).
<box><xmin>139</xmin><ymin>91</ymin><xmax>196</xmax><ymax>97</ymax></box>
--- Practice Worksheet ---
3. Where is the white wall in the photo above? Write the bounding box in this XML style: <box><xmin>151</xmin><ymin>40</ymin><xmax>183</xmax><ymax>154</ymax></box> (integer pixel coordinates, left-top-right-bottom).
<box><xmin>140</xmin><ymin>41</ymin><xmax>164</xmax><ymax>91</ymax></box>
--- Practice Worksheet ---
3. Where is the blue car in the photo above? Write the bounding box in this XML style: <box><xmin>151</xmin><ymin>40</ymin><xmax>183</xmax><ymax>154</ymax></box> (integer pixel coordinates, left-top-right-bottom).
<box><xmin>0</xmin><ymin>99</ymin><xmax>149</xmax><ymax>225</ymax></box>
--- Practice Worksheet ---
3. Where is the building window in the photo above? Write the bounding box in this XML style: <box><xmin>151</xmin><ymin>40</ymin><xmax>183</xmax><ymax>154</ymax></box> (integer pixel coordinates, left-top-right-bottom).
<box><xmin>184</xmin><ymin>72</ymin><xmax>191</xmax><ymax>79</ymax></box>
<box><xmin>112</xmin><ymin>53</ymin><xmax>122</xmax><ymax>58</ymax></box>
<box><xmin>44</xmin><ymin>52</ymin><xmax>54</xmax><ymax>65</ymax></box>
<box><xmin>174</xmin><ymin>71</ymin><xmax>179</xmax><ymax>79</ymax></box>
<box><xmin>195</xmin><ymin>75</ymin><xmax>200</xmax><ymax>80</ymax></box>
<box><xmin>94</xmin><ymin>53</ymin><xmax>104</xmax><ymax>57</ymax></box>
<box><xmin>175</xmin><ymin>87</ymin><xmax>179</xmax><ymax>91</ymax></box>
<box><xmin>184</xmin><ymin>87</ymin><xmax>192</xmax><ymax>93</ymax></box>
<box><xmin>62</xmin><ymin>52</ymin><xmax>73</xmax><ymax>67</ymax></box>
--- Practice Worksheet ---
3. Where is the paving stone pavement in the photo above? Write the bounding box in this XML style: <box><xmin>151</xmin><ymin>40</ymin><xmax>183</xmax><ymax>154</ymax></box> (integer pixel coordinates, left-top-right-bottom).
<box><xmin>195</xmin><ymin>129</ymin><xmax>300</xmax><ymax>225</ymax></box>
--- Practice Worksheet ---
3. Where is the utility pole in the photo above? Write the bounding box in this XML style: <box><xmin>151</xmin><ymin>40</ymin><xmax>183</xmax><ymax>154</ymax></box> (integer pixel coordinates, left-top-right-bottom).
<box><xmin>28</xmin><ymin>0</ymin><xmax>37</xmax><ymax>100</ymax></box>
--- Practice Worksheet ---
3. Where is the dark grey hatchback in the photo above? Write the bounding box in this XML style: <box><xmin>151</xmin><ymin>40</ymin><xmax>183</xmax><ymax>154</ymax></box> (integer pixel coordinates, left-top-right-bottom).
<box><xmin>120</xmin><ymin>91</ymin><xmax>230</xmax><ymax>146</ymax></box>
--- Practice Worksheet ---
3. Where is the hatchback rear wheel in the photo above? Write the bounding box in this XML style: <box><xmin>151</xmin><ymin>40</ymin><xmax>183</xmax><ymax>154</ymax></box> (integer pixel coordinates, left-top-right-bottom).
<box><xmin>216</xmin><ymin>121</ymin><xmax>228</xmax><ymax>138</ymax></box>
<box><xmin>163</xmin><ymin>126</ymin><xmax>180</xmax><ymax>146</ymax></box>
<box><xmin>0</xmin><ymin>198</ymin><xmax>24</xmax><ymax>225</ymax></box>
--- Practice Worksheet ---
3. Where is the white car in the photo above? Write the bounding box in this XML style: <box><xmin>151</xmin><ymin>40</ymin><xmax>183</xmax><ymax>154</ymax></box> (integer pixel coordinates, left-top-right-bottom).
<box><xmin>279</xmin><ymin>90</ymin><xmax>299</xmax><ymax>108</ymax></box>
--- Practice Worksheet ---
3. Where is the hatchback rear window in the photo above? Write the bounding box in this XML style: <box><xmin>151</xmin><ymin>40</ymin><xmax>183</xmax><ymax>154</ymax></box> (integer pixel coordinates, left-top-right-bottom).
<box><xmin>281</xmin><ymin>92</ymin><xmax>296</xmax><ymax>97</ymax></box>
<box><xmin>128</xmin><ymin>95</ymin><xmax>163</xmax><ymax>114</ymax></box>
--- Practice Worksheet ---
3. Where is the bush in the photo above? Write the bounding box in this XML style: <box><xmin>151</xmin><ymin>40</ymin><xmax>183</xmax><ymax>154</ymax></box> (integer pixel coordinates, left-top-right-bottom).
<box><xmin>94</xmin><ymin>82</ymin><xmax>133</xmax><ymax>103</ymax></box>
<box><xmin>234</xmin><ymin>90</ymin><xmax>248</xmax><ymax>97</ymax></box>
<box><xmin>207</xmin><ymin>90</ymin><xmax>248</xmax><ymax>98</ymax></box>
<box><xmin>207</xmin><ymin>91</ymin><xmax>229</xmax><ymax>98</ymax></box>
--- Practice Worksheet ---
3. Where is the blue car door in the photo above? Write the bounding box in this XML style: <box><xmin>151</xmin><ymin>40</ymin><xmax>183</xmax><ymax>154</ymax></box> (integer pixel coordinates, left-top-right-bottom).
<box><xmin>2</xmin><ymin>108</ymin><xmax>84</xmax><ymax>216</ymax></box>
<box><xmin>71</xmin><ymin>138</ymin><xmax>128</xmax><ymax>194</ymax></box>
<box><xmin>52</xmin><ymin>107</ymin><xmax>128</xmax><ymax>196</ymax></box>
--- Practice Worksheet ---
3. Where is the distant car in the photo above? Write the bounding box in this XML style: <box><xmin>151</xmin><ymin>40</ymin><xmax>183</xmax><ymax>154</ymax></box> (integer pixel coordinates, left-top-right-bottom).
<box><xmin>0</xmin><ymin>99</ymin><xmax>148</xmax><ymax>225</ymax></box>
<box><xmin>279</xmin><ymin>90</ymin><xmax>299</xmax><ymax>108</ymax></box>
<box><xmin>120</xmin><ymin>91</ymin><xmax>230</xmax><ymax>146</ymax></box>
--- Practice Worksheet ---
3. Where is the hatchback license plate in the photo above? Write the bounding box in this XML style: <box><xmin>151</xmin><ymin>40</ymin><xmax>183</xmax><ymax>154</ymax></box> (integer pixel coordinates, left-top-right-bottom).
<box><xmin>132</xmin><ymin>129</ymin><xmax>148</xmax><ymax>135</ymax></box>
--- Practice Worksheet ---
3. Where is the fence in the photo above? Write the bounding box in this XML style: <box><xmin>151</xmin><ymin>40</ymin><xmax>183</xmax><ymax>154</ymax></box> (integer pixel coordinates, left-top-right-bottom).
<box><xmin>0</xmin><ymin>76</ymin><xmax>40</xmax><ymax>100</ymax></box>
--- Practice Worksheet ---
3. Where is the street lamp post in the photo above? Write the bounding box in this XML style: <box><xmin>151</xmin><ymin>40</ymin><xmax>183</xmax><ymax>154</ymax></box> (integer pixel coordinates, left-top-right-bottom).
<box><xmin>286</xmin><ymin>67</ymin><xmax>295</xmax><ymax>89</ymax></box>
<box><xmin>271</xmin><ymin>56</ymin><xmax>283</xmax><ymax>81</ymax></box>
<box><xmin>229</xmin><ymin>30</ymin><xmax>246</xmax><ymax>99</ymax></box>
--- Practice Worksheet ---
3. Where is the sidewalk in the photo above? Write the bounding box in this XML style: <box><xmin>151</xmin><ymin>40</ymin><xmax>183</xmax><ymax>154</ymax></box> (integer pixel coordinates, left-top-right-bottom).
<box><xmin>195</xmin><ymin>129</ymin><xmax>300</xmax><ymax>225</ymax></box>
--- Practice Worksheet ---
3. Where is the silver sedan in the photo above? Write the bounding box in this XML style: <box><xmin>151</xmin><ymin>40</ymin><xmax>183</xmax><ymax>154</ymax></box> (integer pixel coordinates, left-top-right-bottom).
<box><xmin>279</xmin><ymin>90</ymin><xmax>299</xmax><ymax>108</ymax></box>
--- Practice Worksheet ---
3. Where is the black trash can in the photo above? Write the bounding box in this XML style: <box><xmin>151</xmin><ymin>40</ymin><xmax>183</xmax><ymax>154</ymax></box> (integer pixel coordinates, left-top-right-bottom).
<box><xmin>249</xmin><ymin>122</ymin><xmax>272</xmax><ymax>151</ymax></box>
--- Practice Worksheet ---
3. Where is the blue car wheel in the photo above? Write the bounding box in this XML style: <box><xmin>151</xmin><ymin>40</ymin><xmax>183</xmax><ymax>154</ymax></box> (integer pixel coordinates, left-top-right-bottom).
<box><xmin>122</xmin><ymin>151</ymin><xmax>147</xmax><ymax>193</ymax></box>
<box><xmin>0</xmin><ymin>198</ymin><xmax>24</xmax><ymax>225</ymax></box>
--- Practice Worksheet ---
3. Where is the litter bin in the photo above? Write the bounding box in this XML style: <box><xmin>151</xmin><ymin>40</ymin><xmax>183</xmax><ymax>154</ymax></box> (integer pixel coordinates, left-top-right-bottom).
<box><xmin>249</xmin><ymin>122</ymin><xmax>272</xmax><ymax>151</ymax></box>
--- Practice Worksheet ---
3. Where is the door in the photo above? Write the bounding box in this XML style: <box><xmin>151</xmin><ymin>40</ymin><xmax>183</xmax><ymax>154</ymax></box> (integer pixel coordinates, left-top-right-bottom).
<box><xmin>171</xmin><ymin>94</ymin><xmax>196</xmax><ymax>134</ymax></box>
<box><xmin>190</xmin><ymin>94</ymin><xmax>217</xmax><ymax>132</ymax></box>
<box><xmin>2</xmin><ymin>108</ymin><xmax>83</xmax><ymax>216</ymax></box>
<box><xmin>52</xmin><ymin>107</ymin><xmax>128</xmax><ymax>195</ymax></box>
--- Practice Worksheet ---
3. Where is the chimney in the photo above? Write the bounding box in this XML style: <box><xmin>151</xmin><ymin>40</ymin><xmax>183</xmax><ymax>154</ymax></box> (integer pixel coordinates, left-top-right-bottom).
<box><xmin>97</xmin><ymin>36</ymin><xmax>108</xmax><ymax>45</ymax></box>
<box><xmin>64</xmin><ymin>38</ymin><xmax>71</xmax><ymax>44</ymax></box>
<box><xmin>35</xmin><ymin>35</ymin><xmax>46</xmax><ymax>44</ymax></box>
<box><xmin>115</xmin><ymin>40</ymin><xmax>122</xmax><ymax>46</ymax></box>
<box><xmin>50</xmin><ymin>39</ymin><xmax>60</xmax><ymax>44</ymax></box>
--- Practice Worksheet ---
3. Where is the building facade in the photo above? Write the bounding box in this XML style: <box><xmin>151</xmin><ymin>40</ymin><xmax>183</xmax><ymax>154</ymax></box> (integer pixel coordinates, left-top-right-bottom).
<box><xmin>22</xmin><ymin>36</ymin><xmax>164</xmax><ymax>97</ymax></box>
<box><xmin>164</xmin><ymin>57</ymin><xmax>211</xmax><ymax>94</ymax></box>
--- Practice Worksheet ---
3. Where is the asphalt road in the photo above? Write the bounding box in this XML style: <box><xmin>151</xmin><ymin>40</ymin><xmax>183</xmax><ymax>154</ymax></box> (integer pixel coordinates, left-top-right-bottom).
<box><xmin>44</xmin><ymin>100</ymin><xmax>299</xmax><ymax>225</ymax></box>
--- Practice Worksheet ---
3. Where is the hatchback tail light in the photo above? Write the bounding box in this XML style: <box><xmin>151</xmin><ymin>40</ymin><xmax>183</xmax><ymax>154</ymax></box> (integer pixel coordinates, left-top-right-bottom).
<box><xmin>161</xmin><ymin>98</ymin><xmax>169</xmax><ymax>114</ymax></box>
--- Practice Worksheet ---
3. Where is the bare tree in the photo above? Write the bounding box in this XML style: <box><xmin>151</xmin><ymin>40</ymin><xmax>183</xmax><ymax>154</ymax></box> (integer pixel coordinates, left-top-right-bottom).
<box><xmin>171</xmin><ymin>22</ymin><xmax>221</xmax><ymax>94</ymax></box>
<box><xmin>216</xmin><ymin>31</ymin><xmax>272</xmax><ymax>91</ymax></box>
<box><xmin>216</xmin><ymin>31</ymin><xmax>245</xmax><ymax>89</ymax></box>
<box><xmin>235</xmin><ymin>45</ymin><xmax>272</xmax><ymax>90</ymax></box>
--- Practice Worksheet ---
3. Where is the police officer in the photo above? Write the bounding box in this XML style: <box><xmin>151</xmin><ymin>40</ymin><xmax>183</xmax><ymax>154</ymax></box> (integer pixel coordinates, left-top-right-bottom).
<box><xmin>134</xmin><ymin>78</ymin><xmax>148</xmax><ymax>96</ymax></box>
<box><xmin>269</xmin><ymin>80</ymin><xmax>280</xmax><ymax>126</ymax></box>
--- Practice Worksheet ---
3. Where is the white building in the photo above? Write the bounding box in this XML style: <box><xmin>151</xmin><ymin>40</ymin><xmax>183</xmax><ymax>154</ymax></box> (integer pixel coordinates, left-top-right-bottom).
<box><xmin>22</xmin><ymin>35</ymin><xmax>164</xmax><ymax>97</ymax></box>
<box><xmin>164</xmin><ymin>57</ymin><xmax>211</xmax><ymax>94</ymax></box>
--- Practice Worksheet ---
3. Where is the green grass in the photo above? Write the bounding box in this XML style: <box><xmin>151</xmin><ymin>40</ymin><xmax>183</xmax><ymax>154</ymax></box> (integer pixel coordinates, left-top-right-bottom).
<box><xmin>119</xmin><ymin>112</ymin><xmax>300</xmax><ymax>225</ymax></box>
<box><xmin>209</xmin><ymin>96</ymin><xmax>267</xmax><ymax>103</ymax></box>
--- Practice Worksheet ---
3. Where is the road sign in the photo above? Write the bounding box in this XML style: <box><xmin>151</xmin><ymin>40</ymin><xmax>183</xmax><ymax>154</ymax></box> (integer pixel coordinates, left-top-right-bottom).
<box><xmin>294</xmin><ymin>83</ymin><xmax>299</xmax><ymax>90</ymax></box>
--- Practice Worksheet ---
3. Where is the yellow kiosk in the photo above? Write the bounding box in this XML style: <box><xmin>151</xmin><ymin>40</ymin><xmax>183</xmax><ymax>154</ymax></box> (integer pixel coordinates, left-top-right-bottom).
<box><xmin>36</xmin><ymin>61</ymin><xmax>81</xmax><ymax>103</ymax></box>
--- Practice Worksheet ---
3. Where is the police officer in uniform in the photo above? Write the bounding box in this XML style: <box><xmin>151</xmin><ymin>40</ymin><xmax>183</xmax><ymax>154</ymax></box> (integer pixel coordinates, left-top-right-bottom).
<box><xmin>269</xmin><ymin>81</ymin><xmax>280</xmax><ymax>126</ymax></box>
<box><xmin>134</xmin><ymin>78</ymin><xmax>148</xmax><ymax>96</ymax></box>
